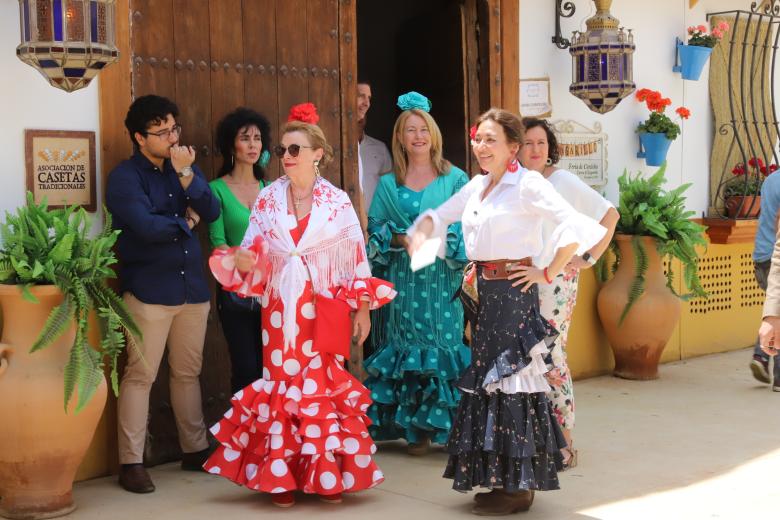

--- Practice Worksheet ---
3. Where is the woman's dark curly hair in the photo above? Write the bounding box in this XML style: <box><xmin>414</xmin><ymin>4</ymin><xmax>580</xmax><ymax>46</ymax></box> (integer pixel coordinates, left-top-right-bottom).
<box><xmin>216</xmin><ymin>108</ymin><xmax>272</xmax><ymax>180</ymax></box>
<box><xmin>521</xmin><ymin>117</ymin><xmax>560</xmax><ymax>166</ymax></box>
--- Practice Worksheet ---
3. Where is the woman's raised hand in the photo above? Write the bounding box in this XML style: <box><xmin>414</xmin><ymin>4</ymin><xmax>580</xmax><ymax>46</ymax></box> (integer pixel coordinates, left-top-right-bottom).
<box><xmin>234</xmin><ymin>248</ymin><xmax>258</xmax><ymax>273</ymax></box>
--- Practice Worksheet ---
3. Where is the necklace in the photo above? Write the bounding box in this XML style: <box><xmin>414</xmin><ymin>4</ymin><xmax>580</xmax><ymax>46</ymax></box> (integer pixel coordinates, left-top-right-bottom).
<box><xmin>290</xmin><ymin>185</ymin><xmax>313</xmax><ymax>208</ymax></box>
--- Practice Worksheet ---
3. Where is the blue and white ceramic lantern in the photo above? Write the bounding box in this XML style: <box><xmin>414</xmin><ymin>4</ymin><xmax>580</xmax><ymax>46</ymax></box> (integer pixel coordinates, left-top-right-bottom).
<box><xmin>569</xmin><ymin>0</ymin><xmax>635</xmax><ymax>114</ymax></box>
<box><xmin>16</xmin><ymin>0</ymin><xmax>119</xmax><ymax>92</ymax></box>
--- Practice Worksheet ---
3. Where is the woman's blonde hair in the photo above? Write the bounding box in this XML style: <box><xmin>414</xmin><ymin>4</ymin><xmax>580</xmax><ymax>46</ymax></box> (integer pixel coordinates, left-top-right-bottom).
<box><xmin>282</xmin><ymin>120</ymin><xmax>334</xmax><ymax>168</ymax></box>
<box><xmin>391</xmin><ymin>109</ymin><xmax>450</xmax><ymax>184</ymax></box>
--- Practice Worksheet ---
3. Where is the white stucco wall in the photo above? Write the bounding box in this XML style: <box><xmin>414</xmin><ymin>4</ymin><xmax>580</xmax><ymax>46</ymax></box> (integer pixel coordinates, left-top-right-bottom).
<box><xmin>520</xmin><ymin>0</ymin><xmax>753</xmax><ymax>214</ymax></box>
<box><xmin>0</xmin><ymin>2</ymin><xmax>101</xmax><ymax>220</ymax></box>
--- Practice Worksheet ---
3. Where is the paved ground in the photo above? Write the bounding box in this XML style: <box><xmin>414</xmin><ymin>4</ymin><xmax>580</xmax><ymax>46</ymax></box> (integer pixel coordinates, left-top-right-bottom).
<box><xmin>71</xmin><ymin>348</ymin><xmax>780</xmax><ymax>519</ymax></box>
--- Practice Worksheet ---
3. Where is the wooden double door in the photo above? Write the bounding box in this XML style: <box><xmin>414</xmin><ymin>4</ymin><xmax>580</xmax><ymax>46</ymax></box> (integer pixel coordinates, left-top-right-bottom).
<box><xmin>100</xmin><ymin>0</ymin><xmax>518</xmax><ymax>466</ymax></box>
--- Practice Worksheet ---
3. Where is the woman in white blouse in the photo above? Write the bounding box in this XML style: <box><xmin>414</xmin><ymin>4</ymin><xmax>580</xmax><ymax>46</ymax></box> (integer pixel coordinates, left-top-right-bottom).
<box><xmin>520</xmin><ymin>117</ymin><xmax>619</xmax><ymax>471</ymax></box>
<box><xmin>407</xmin><ymin>109</ymin><xmax>606</xmax><ymax>516</ymax></box>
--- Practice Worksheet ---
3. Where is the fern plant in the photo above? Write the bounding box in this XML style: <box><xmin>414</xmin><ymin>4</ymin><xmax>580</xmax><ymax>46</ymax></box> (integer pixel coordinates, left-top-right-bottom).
<box><xmin>0</xmin><ymin>193</ymin><xmax>141</xmax><ymax>412</ymax></box>
<box><xmin>600</xmin><ymin>163</ymin><xmax>708</xmax><ymax>324</ymax></box>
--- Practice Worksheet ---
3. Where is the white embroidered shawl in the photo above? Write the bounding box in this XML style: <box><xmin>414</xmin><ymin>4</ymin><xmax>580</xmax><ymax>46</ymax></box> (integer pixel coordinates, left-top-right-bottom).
<box><xmin>241</xmin><ymin>175</ymin><xmax>368</xmax><ymax>350</ymax></box>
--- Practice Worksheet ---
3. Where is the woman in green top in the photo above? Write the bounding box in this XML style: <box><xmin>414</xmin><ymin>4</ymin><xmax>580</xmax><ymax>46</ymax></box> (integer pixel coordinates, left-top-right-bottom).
<box><xmin>209</xmin><ymin>107</ymin><xmax>272</xmax><ymax>393</ymax></box>
<box><xmin>365</xmin><ymin>93</ymin><xmax>469</xmax><ymax>455</ymax></box>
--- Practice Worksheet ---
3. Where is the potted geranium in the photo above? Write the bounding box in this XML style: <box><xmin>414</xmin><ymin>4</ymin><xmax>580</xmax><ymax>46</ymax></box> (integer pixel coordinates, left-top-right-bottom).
<box><xmin>674</xmin><ymin>21</ymin><xmax>730</xmax><ymax>80</ymax></box>
<box><xmin>723</xmin><ymin>157</ymin><xmax>777</xmax><ymax>218</ymax></box>
<box><xmin>0</xmin><ymin>194</ymin><xmax>140</xmax><ymax>519</ymax></box>
<box><xmin>635</xmin><ymin>88</ymin><xmax>691</xmax><ymax>167</ymax></box>
<box><xmin>597</xmin><ymin>164</ymin><xmax>708</xmax><ymax>380</ymax></box>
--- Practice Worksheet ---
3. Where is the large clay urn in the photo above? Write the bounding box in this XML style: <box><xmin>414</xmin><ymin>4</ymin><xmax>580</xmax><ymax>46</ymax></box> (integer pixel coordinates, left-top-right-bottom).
<box><xmin>0</xmin><ymin>285</ymin><xmax>107</xmax><ymax>519</ymax></box>
<box><xmin>597</xmin><ymin>235</ymin><xmax>681</xmax><ymax>380</ymax></box>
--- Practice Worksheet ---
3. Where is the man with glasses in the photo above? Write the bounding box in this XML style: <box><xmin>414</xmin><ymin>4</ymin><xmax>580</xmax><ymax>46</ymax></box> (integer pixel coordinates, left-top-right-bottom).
<box><xmin>106</xmin><ymin>94</ymin><xmax>220</xmax><ymax>494</ymax></box>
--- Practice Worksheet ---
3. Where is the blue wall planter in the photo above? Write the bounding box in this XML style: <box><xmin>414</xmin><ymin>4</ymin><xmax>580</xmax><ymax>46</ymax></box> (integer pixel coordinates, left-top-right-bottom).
<box><xmin>673</xmin><ymin>38</ymin><xmax>713</xmax><ymax>80</ymax></box>
<box><xmin>637</xmin><ymin>132</ymin><xmax>673</xmax><ymax>167</ymax></box>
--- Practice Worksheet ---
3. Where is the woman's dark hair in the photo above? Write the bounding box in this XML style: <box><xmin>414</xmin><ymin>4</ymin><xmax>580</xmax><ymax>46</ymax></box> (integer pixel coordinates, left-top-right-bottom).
<box><xmin>124</xmin><ymin>94</ymin><xmax>179</xmax><ymax>147</ymax></box>
<box><xmin>475</xmin><ymin>108</ymin><xmax>525</xmax><ymax>145</ymax></box>
<box><xmin>521</xmin><ymin>117</ymin><xmax>560</xmax><ymax>165</ymax></box>
<box><xmin>215</xmin><ymin>108</ymin><xmax>272</xmax><ymax>180</ymax></box>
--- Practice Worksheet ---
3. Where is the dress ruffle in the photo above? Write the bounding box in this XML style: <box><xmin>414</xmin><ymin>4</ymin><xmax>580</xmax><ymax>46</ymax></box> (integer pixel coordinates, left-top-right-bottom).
<box><xmin>335</xmin><ymin>276</ymin><xmax>397</xmax><ymax>311</ymax></box>
<box><xmin>364</xmin><ymin>343</ymin><xmax>471</xmax><ymax>444</ymax></box>
<box><xmin>443</xmin><ymin>391</ymin><xmax>565</xmax><ymax>493</ymax></box>
<box><xmin>456</xmin><ymin>307</ymin><xmax>556</xmax><ymax>394</ymax></box>
<box><xmin>203</xmin><ymin>353</ymin><xmax>384</xmax><ymax>494</ymax></box>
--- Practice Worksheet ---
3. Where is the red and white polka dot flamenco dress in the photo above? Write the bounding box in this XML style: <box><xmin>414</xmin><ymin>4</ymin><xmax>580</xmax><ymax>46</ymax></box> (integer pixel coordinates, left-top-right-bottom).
<box><xmin>204</xmin><ymin>213</ymin><xmax>396</xmax><ymax>496</ymax></box>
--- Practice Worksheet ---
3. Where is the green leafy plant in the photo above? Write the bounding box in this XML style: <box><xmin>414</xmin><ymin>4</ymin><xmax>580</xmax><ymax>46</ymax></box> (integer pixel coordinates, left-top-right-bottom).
<box><xmin>600</xmin><ymin>164</ymin><xmax>708</xmax><ymax>324</ymax></box>
<box><xmin>0</xmin><ymin>193</ymin><xmax>141</xmax><ymax>412</ymax></box>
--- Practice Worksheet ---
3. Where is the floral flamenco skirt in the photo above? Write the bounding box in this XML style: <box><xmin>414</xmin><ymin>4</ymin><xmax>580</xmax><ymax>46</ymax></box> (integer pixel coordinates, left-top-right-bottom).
<box><xmin>444</xmin><ymin>270</ymin><xmax>566</xmax><ymax>493</ymax></box>
<box><xmin>203</xmin><ymin>353</ymin><xmax>384</xmax><ymax>495</ymax></box>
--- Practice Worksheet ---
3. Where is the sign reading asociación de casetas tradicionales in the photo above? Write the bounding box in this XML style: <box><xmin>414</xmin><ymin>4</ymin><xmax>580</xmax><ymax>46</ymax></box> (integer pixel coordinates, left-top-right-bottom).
<box><xmin>25</xmin><ymin>129</ymin><xmax>96</xmax><ymax>212</ymax></box>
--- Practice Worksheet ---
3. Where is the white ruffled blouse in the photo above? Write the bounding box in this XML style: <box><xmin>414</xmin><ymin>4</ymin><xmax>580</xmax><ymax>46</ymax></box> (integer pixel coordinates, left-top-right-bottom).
<box><xmin>411</xmin><ymin>167</ymin><xmax>607</xmax><ymax>266</ymax></box>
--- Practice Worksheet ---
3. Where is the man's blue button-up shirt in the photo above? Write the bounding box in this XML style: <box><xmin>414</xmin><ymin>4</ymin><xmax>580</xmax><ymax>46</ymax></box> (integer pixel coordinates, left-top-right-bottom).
<box><xmin>106</xmin><ymin>151</ymin><xmax>220</xmax><ymax>305</ymax></box>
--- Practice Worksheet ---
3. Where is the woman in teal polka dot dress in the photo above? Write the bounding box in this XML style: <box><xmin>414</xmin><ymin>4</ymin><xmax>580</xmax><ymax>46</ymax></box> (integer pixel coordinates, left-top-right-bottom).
<box><xmin>364</xmin><ymin>93</ymin><xmax>470</xmax><ymax>455</ymax></box>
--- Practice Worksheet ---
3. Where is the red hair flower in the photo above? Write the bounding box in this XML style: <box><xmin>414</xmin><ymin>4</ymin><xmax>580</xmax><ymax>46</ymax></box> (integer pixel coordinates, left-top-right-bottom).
<box><xmin>675</xmin><ymin>107</ymin><xmax>691</xmax><ymax>119</ymax></box>
<box><xmin>469</xmin><ymin>125</ymin><xmax>477</xmax><ymax>140</ymax></box>
<box><xmin>287</xmin><ymin>102</ymin><xmax>320</xmax><ymax>124</ymax></box>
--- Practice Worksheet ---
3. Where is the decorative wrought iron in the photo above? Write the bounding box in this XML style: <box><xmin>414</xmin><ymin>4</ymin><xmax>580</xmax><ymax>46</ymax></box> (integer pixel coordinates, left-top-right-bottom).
<box><xmin>552</xmin><ymin>0</ymin><xmax>576</xmax><ymax>49</ymax></box>
<box><xmin>568</xmin><ymin>0</ymin><xmax>635</xmax><ymax>114</ymax></box>
<box><xmin>707</xmin><ymin>6</ymin><xmax>780</xmax><ymax>218</ymax></box>
<box><xmin>16</xmin><ymin>0</ymin><xmax>119</xmax><ymax>92</ymax></box>
<box><xmin>752</xmin><ymin>0</ymin><xmax>780</xmax><ymax>16</ymax></box>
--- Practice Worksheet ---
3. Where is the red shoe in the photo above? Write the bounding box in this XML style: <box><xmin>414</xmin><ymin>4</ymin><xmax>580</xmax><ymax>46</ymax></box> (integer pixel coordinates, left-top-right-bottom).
<box><xmin>271</xmin><ymin>491</ymin><xmax>295</xmax><ymax>508</ymax></box>
<box><xmin>319</xmin><ymin>492</ymin><xmax>343</xmax><ymax>504</ymax></box>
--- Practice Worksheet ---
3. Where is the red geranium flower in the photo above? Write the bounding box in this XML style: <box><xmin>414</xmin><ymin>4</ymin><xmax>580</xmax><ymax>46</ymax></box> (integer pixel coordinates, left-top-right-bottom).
<box><xmin>675</xmin><ymin>107</ymin><xmax>691</xmax><ymax>119</ymax></box>
<box><xmin>748</xmin><ymin>157</ymin><xmax>765</xmax><ymax>169</ymax></box>
<box><xmin>287</xmin><ymin>102</ymin><xmax>320</xmax><ymax>124</ymax></box>
<box><xmin>732</xmin><ymin>164</ymin><xmax>745</xmax><ymax>176</ymax></box>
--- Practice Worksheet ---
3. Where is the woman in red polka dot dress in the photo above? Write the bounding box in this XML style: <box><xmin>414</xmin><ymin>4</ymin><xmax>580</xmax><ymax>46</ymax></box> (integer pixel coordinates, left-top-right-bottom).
<box><xmin>205</xmin><ymin>103</ymin><xmax>396</xmax><ymax>507</ymax></box>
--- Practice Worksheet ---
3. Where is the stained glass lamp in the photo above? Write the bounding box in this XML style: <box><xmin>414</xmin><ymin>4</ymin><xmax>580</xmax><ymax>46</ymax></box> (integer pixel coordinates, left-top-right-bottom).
<box><xmin>569</xmin><ymin>0</ymin><xmax>635</xmax><ymax>114</ymax></box>
<box><xmin>16</xmin><ymin>0</ymin><xmax>119</xmax><ymax>92</ymax></box>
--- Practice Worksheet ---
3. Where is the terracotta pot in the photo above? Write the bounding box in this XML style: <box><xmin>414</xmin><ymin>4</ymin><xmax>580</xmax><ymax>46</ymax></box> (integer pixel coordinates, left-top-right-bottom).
<box><xmin>725</xmin><ymin>195</ymin><xmax>761</xmax><ymax>218</ymax></box>
<box><xmin>0</xmin><ymin>285</ymin><xmax>107</xmax><ymax>520</ymax></box>
<box><xmin>597</xmin><ymin>235</ymin><xmax>681</xmax><ymax>380</ymax></box>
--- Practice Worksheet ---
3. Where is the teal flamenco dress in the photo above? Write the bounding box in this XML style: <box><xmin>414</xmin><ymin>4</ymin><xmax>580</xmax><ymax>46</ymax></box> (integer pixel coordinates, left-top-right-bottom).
<box><xmin>365</xmin><ymin>168</ymin><xmax>470</xmax><ymax>445</ymax></box>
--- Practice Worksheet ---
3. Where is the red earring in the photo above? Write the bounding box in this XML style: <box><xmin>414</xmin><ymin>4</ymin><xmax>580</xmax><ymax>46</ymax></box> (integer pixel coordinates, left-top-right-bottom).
<box><xmin>507</xmin><ymin>158</ymin><xmax>519</xmax><ymax>172</ymax></box>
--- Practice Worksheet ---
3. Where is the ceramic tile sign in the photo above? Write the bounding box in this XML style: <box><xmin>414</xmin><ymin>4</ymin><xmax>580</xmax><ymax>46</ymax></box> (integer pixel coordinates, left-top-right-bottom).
<box><xmin>520</xmin><ymin>77</ymin><xmax>553</xmax><ymax>118</ymax></box>
<box><xmin>25</xmin><ymin>130</ymin><xmax>96</xmax><ymax>211</ymax></box>
<box><xmin>552</xmin><ymin>120</ymin><xmax>608</xmax><ymax>188</ymax></box>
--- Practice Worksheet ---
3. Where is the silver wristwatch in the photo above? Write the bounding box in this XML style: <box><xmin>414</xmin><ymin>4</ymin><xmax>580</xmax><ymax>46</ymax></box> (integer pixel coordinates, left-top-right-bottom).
<box><xmin>177</xmin><ymin>166</ymin><xmax>194</xmax><ymax>178</ymax></box>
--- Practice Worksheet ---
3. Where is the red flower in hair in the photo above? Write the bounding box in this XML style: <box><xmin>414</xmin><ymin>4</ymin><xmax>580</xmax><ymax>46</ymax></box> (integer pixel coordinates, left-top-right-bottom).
<box><xmin>287</xmin><ymin>102</ymin><xmax>320</xmax><ymax>124</ymax></box>
<box><xmin>469</xmin><ymin>125</ymin><xmax>477</xmax><ymax>140</ymax></box>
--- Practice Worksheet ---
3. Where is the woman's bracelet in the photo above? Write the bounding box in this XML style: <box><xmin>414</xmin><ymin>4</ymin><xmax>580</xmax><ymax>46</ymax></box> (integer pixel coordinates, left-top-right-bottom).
<box><xmin>543</xmin><ymin>267</ymin><xmax>553</xmax><ymax>284</ymax></box>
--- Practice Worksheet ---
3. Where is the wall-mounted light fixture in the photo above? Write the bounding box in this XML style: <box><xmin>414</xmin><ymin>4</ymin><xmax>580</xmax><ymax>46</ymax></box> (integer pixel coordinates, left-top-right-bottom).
<box><xmin>552</xmin><ymin>0</ymin><xmax>577</xmax><ymax>49</ymax></box>
<box><xmin>16</xmin><ymin>0</ymin><xmax>119</xmax><ymax>92</ymax></box>
<box><xmin>569</xmin><ymin>0</ymin><xmax>635</xmax><ymax>114</ymax></box>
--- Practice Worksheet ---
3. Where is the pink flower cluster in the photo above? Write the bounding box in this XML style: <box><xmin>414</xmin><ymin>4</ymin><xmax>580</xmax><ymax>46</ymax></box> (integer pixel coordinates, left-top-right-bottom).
<box><xmin>688</xmin><ymin>21</ymin><xmax>729</xmax><ymax>40</ymax></box>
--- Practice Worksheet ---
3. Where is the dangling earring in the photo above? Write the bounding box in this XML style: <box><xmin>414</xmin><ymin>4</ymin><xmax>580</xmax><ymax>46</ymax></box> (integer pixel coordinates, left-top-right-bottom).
<box><xmin>507</xmin><ymin>158</ymin><xmax>519</xmax><ymax>173</ymax></box>
<box><xmin>545</xmin><ymin>157</ymin><xmax>553</xmax><ymax>166</ymax></box>
<box><xmin>314</xmin><ymin>159</ymin><xmax>320</xmax><ymax>177</ymax></box>
<box><xmin>231</xmin><ymin>155</ymin><xmax>235</xmax><ymax>167</ymax></box>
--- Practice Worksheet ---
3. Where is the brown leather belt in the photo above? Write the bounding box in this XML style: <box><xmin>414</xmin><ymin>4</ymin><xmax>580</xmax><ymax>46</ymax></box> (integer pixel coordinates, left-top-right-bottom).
<box><xmin>476</xmin><ymin>258</ymin><xmax>532</xmax><ymax>280</ymax></box>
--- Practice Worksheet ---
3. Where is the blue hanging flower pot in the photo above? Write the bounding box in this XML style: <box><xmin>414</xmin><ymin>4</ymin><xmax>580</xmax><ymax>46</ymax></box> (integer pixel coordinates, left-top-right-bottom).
<box><xmin>637</xmin><ymin>132</ymin><xmax>673</xmax><ymax>167</ymax></box>
<box><xmin>673</xmin><ymin>41</ymin><xmax>713</xmax><ymax>81</ymax></box>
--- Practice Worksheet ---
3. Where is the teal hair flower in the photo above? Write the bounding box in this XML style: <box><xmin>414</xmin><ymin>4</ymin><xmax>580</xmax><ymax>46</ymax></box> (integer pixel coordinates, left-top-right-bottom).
<box><xmin>397</xmin><ymin>91</ymin><xmax>432</xmax><ymax>112</ymax></box>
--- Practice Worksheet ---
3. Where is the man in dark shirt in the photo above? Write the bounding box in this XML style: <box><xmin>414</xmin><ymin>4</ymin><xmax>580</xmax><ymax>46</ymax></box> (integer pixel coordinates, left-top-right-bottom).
<box><xmin>106</xmin><ymin>95</ymin><xmax>220</xmax><ymax>494</ymax></box>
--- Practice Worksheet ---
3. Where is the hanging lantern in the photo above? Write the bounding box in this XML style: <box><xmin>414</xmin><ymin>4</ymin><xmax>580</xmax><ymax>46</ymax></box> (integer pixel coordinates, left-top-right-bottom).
<box><xmin>16</xmin><ymin>0</ymin><xmax>119</xmax><ymax>93</ymax></box>
<box><xmin>569</xmin><ymin>0</ymin><xmax>635</xmax><ymax>114</ymax></box>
